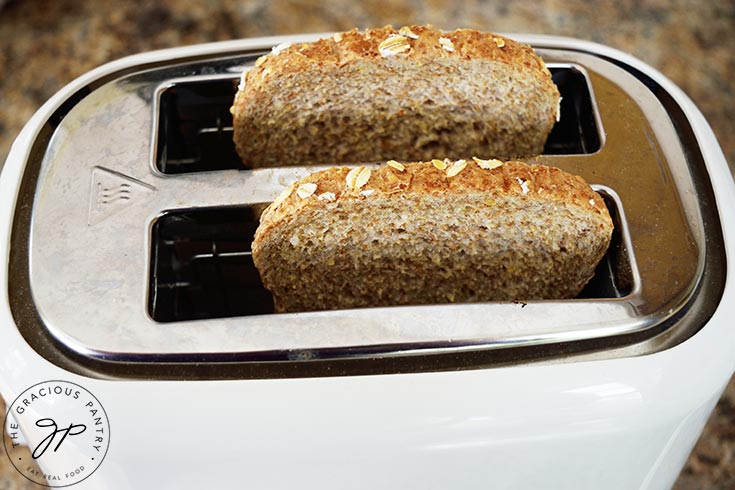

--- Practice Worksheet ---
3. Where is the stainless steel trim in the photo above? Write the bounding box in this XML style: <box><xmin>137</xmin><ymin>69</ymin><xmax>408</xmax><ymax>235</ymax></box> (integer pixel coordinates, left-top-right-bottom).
<box><xmin>14</xmin><ymin>37</ymin><xmax>709</xmax><ymax>365</ymax></box>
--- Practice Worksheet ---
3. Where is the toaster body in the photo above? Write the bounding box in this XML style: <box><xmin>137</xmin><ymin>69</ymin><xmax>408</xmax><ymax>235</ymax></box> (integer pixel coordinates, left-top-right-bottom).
<box><xmin>1</xmin><ymin>34</ymin><xmax>733</xmax><ymax>489</ymax></box>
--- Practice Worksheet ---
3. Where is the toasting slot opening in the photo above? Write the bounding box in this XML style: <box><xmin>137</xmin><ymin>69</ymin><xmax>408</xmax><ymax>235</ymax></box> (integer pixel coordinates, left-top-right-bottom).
<box><xmin>155</xmin><ymin>79</ymin><xmax>244</xmax><ymax>174</ymax></box>
<box><xmin>149</xmin><ymin>205</ymin><xmax>274</xmax><ymax>322</ymax></box>
<box><xmin>154</xmin><ymin>66</ymin><xmax>602</xmax><ymax>174</ymax></box>
<box><xmin>148</xmin><ymin>190</ymin><xmax>633</xmax><ymax>322</ymax></box>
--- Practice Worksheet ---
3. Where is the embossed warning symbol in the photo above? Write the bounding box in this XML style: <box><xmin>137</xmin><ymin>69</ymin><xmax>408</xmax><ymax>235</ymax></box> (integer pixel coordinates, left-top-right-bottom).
<box><xmin>88</xmin><ymin>166</ymin><xmax>156</xmax><ymax>225</ymax></box>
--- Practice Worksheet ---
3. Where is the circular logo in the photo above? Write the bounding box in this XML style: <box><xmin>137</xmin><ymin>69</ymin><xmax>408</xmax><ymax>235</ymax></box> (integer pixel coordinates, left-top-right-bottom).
<box><xmin>3</xmin><ymin>380</ymin><xmax>110</xmax><ymax>487</ymax></box>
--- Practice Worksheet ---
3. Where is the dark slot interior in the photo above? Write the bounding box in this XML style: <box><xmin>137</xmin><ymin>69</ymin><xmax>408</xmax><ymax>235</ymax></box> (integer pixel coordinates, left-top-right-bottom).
<box><xmin>577</xmin><ymin>190</ymin><xmax>633</xmax><ymax>299</ymax></box>
<box><xmin>154</xmin><ymin>66</ymin><xmax>601</xmax><ymax>174</ymax></box>
<box><xmin>544</xmin><ymin>67</ymin><xmax>602</xmax><ymax>154</ymax></box>
<box><xmin>149</xmin><ymin>205</ymin><xmax>273</xmax><ymax>322</ymax></box>
<box><xmin>149</xmin><ymin>192</ymin><xmax>632</xmax><ymax>322</ymax></box>
<box><xmin>156</xmin><ymin>79</ymin><xmax>243</xmax><ymax>174</ymax></box>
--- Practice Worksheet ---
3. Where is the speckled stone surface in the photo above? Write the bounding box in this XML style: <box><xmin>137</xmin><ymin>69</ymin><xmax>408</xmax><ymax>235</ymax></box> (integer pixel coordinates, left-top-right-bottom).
<box><xmin>0</xmin><ymin>0</ymin><xmax>733</xmax><ymax>488</ymax></box>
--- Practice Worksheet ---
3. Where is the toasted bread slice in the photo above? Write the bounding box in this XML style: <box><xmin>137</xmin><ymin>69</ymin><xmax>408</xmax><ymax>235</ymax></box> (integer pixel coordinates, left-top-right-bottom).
<box><xmin>233</xmin><ymin>26</ymin><xmax>560</xmax><ymax>167</ymax></box>
<box><xmin>252</xmin><ymin>160</ymin><xmax>613</xmax><ymax>312</ymax></box>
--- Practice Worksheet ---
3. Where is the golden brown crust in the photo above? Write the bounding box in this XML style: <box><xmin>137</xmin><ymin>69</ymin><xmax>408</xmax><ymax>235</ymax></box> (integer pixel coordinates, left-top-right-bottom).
<box><xmin>252</xmin><ymin>160</ymin><xmax>613</xmax><ymax>312</ymax></box>
<box><xmin>233</xmin><ymin>26</ymin><xmax>560</xmax><ymax>167</ymax></box>
<box><xmin>256</xmin><ymin>160</ymin><xmax>608</xmax><ymax>237</ymax></box>
<box><xmin>247</xmin><ymin>26</ymin><xmax>549</xmax><ymax>78</ymax></box>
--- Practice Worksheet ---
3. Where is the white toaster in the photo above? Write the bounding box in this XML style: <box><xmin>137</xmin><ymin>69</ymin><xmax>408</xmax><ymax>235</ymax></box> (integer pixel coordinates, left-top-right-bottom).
<box><xmin>1</xmin><ymin>33</ymin><xmax>734</xmax><ymax>489</ymax></box>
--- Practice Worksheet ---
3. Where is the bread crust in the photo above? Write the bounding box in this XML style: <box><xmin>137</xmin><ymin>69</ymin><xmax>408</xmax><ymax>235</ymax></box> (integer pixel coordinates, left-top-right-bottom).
<box><xmin>233</xmin><ymin>26</ymin><xmax>560</xmax><ymax>167</ymax></box>
<box><xmin>252</xmin><ymin>160</ymin><xmax>613</xmax><ymax>312</ymax></box>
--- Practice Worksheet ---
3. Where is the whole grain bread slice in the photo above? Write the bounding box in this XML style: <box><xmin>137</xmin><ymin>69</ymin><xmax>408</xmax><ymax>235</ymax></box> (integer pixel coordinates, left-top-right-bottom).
<box><xmin>233</xmin><ymin>26</ymin><xmax>561</xmax><ymax>167</ymax></box>
<box><xmin>252</xmin><ymin>160</ymin><xmax>613</xmax><ymax>313</ymax></box>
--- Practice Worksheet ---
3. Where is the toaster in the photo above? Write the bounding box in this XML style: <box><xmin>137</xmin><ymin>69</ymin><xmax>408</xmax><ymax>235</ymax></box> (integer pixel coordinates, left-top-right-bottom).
<box><xmin>1</xmin><ymin>33</ymin><xmax>733</xmax><ymax>489</ymax></box>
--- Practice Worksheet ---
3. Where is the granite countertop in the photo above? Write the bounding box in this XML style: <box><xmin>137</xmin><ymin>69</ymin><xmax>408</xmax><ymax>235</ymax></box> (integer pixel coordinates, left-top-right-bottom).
<box><xmin>0</xmin><ymin>0</ymin><xmax>733</xmax><ymax>488</ymax></box>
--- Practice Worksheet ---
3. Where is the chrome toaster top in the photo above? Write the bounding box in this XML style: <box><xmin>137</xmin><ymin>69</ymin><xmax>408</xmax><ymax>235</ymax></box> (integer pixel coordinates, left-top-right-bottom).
<box><xmin>6</xmin><ymin>37</ymin><xmax>725</xmax><ymax>379</ymax></box>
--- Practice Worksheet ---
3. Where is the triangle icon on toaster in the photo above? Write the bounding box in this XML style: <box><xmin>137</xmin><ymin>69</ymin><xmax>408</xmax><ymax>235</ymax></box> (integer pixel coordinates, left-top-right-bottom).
<box><xmin>88</xmin><ymin>166</ymin><xmax>156</xmax><ymax>226</ymax></box>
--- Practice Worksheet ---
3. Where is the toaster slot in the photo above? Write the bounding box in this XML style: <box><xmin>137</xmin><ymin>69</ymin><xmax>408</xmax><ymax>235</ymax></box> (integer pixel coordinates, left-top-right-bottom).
<box><xmin>153</xmin><ymin>66</ymin><xmax>601</xmax><ymax>175</ymax></box>
<box><xmin>149</xmin><ymin>205</ymin><xmax>273</xmax><ymax>322</ymax></box>
<box><xmin>544</xmin><ymin>66</ymin><xmax>602</xmax><ymax>155</ymax></box>
<box><xmin>148</xmin><ymin>190</ymin><xmax>632</xmax><ymax>322</ymax></box>
<box><xmin>578</xmin><ymin>187</ymin><xmax>634</xmax><ymax>298</ymax></box>
<box><xmin>155</xmin><ymin>78</ymin><xmax>243</xmax><ymax>174</ymax></box>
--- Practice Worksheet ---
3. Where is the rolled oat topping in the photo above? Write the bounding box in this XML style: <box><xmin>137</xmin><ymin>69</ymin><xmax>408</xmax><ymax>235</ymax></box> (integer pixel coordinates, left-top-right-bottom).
<box><xmin>399</xmin><ymin>26</ymin><xmax>420</xmax><ymax>39</ymax></box>
<box><xmin>296</xmin><ymin>182</ymin><xmax>317</xmax><ymax>199</ymax></box>
<box><xmin>516</xmin><ymin>177</ymin><xmax>530</xmax><ymax>195</ymax></box>
<box><xmin>318</xmin><ymin>192</ymin><xmax>337</xmax><ymax>201</ymax></box>
<box><xmin>439</xmin><ymin>36</ymin><xmax>455</xmax><ymax>52</ymax></box>
<box><xmin>271</xmin><ymin>42</ymin><xmax>291</xmax><ymax>55</ymax></box>
<box><xmin>473</xmin><ymin>157</ymin><xmax>503</xmax><ymax>170</ymax></box>
<box><xmin>387</xmin><ymin>160</ymin><xmax>406</xmax><ymax>172</ymax></box>
<box><xmin>379</xmin><ymin>34</ymin><xmax>411</xmax><ymax>57</ymax></box>
<box><xmin>346</xmin><ymin>166</ymin><xmax>372</xmax><ymax>190</ymax></box>
<box><xmin>446</xmin><ymin>159</ymin><xmax>468</xmax><ymax>177</ymax></box>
